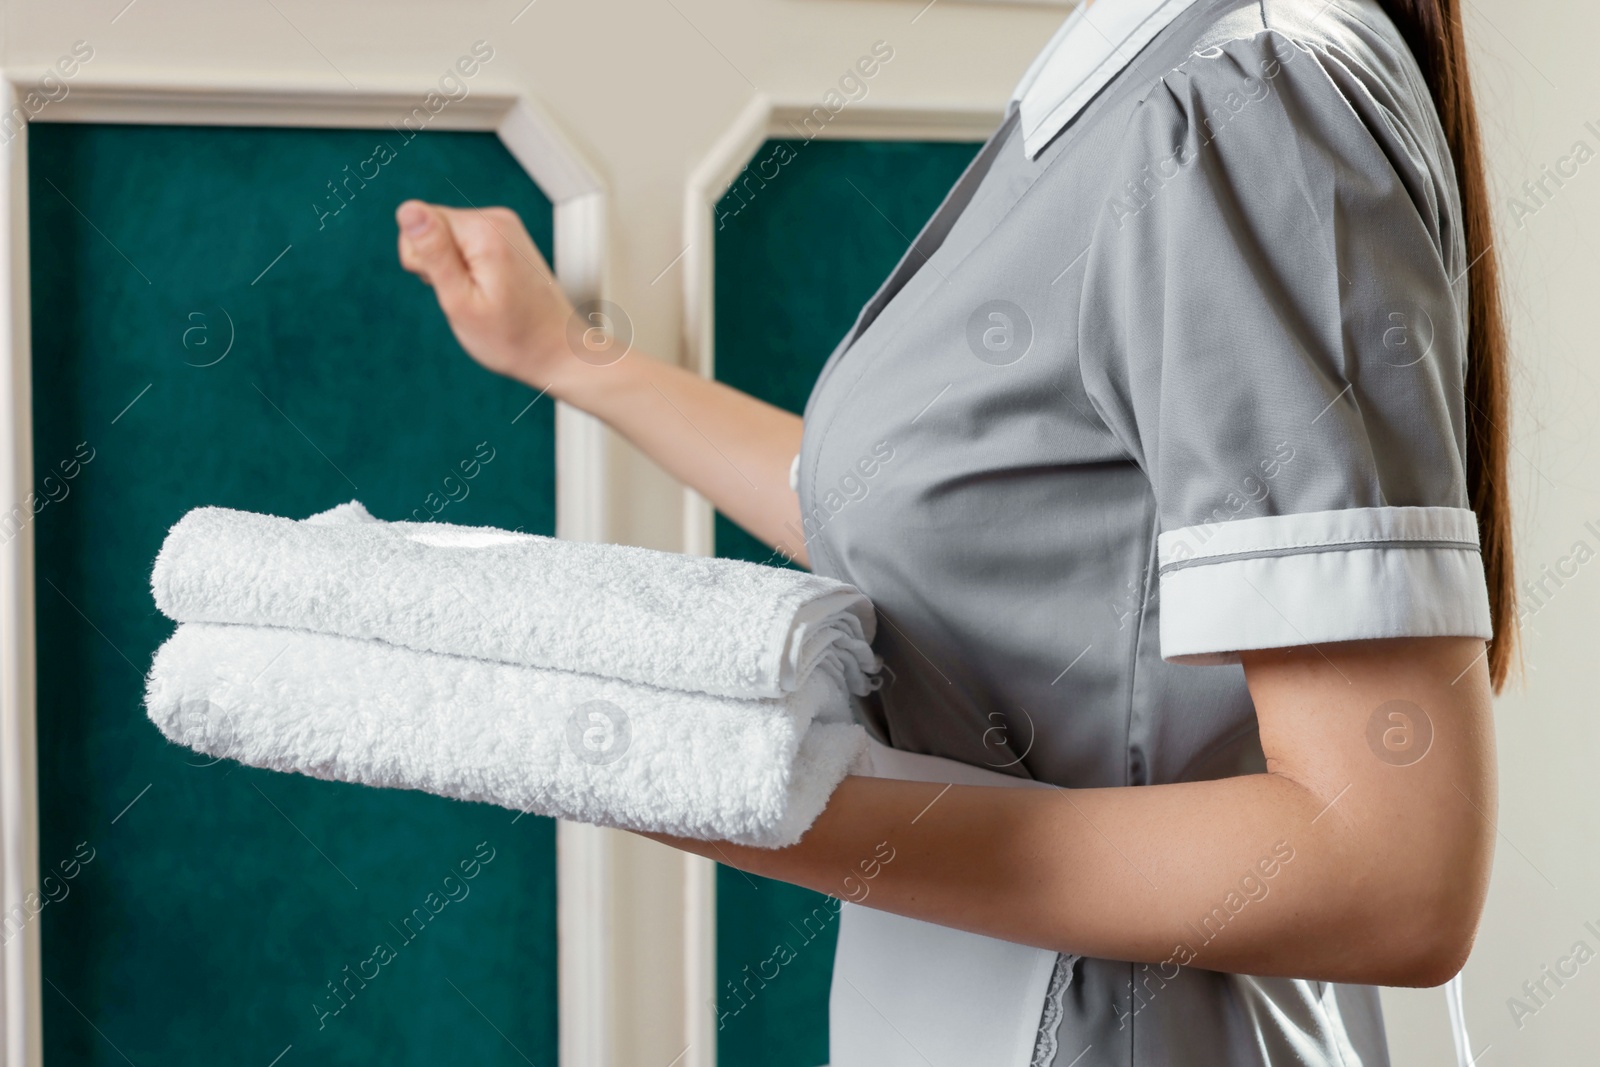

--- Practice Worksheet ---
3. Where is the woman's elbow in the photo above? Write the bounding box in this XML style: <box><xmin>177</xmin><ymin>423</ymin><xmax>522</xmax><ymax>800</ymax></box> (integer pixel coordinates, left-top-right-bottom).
<box><xmin>1382</xmin><ymin>898</ymin><xmax>1481</xmax><ymax>988</ymax></box>
<box><xmin>1366</xmin><ymin>827</ymin><xmax>1494</xmax><ymax>988</ymax></box>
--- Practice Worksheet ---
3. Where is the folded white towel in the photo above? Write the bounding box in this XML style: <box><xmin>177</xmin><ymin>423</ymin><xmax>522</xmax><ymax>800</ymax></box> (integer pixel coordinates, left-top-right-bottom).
<box><xmin>146</xmin><ymin>622</ymin><xmax>868</xmax><ymax>847</ymax></box>
<box><xmin>151</xmin><ymin>502</ymin><xmax>879</xmax><ymax>701</ymax></box>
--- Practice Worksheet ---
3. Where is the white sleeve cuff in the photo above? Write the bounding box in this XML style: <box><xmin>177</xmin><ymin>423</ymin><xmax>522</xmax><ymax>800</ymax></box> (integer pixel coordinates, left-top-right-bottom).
<box><xmin>1156</xmin><ymin>506</ymin><xmax>1493</xmax><ymax>663</ymax></box>
<box><xmin>788</xmin><ymin>452</ymin><xmax>801</xmax><ymax>492</ymax></box>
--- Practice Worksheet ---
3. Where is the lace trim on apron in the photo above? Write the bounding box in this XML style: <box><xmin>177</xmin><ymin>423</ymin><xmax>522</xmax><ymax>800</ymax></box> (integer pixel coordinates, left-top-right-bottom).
<box><xmin>1029</xmin><ymin>952</ymin><xmax>1074</xmax><ymax>1067</ymax></box>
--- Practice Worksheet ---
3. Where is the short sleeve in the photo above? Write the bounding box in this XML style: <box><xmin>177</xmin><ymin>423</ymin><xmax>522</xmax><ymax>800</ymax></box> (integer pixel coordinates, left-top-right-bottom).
<box><xmin>1076</xmin><ymin>28</ymin><xmax>1492</xmax><ymax>663</ymax></box>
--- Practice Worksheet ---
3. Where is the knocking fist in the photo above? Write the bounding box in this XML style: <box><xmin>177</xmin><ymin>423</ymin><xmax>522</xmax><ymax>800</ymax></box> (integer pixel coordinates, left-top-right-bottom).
<box><xmin>395</xmin><ymin>200</ymin><xmax>574</xmax><ymax>386</ymax></box>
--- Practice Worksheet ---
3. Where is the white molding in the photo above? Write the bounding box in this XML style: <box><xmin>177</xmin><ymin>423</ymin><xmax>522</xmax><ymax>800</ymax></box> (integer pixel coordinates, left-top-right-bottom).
<box><xmin>557</xmin><ymin>823</ymin><xmax>616</xmax><ymax>1067</ymax></box>
<box><xmin>766</xmin><ymin>100</ymin><xmax>1010</xmax><ymax>143</ymax></box>
<box><xmin>680</xmin><ymin>92</ymin><xmax>774</xmax><ymax>564</ymax></box>
<box><xmin>682</xmin><ymin>853</ymin><xmax>719</xmax><ymax>1065</ymax></box>
<box><xmin>0</xmin><ymin>77</ymin><xmax>43</xmax><ymax>1067</ymax></box>
<box><xmin>499</xmin><ymin>99</ymin><xmax>612</xmax><ymax>219</ymax></box>
<box><xmin>677</xmin><ymin>95</ymin><xmax>1001</xmax><ymax>1067</ymax></box>
<box><xmin>24</xmin><ymin>76</ymin><xmax>518</xmax><ymax>130</ymax></box>
<box><xmin>1</xmin><ymin>75</ymin><xmax>614</xmax><ymax>1067</ymax></box>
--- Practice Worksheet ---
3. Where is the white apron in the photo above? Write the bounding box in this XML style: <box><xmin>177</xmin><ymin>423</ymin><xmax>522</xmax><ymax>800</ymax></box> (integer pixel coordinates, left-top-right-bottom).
<box><xmin>829</xmin><ymin>737</ymin><xmax>1075</xmax><ymax>1067</ymax></box>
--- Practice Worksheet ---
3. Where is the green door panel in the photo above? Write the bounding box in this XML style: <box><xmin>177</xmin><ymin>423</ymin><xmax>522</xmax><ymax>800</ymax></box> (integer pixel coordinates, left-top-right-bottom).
<box><xmin>30</xmin><ymin>123</ymin><xmax>559</xmax><ymax>1066</ymax></box>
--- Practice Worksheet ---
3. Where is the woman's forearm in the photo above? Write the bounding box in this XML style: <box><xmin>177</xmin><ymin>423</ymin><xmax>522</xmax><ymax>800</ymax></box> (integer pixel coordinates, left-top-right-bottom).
<box><xmin>544</xmin><ymin>351</ymin><xmax>808</xmax><ymax>565</ymax></box>
<box><xmin>663</xmin><ymin>771</ymin><xmax>1424</xmax><ymax>986</ymax></box>
<box><xmin>648</xmin><ymin>636</ymin><xmax>1497</xmax><ymax>988</ymax></box>
<box><xmin>391</xmin><ymin>200</ymin><xmax>807</xmax><ymax>564</ymax></box>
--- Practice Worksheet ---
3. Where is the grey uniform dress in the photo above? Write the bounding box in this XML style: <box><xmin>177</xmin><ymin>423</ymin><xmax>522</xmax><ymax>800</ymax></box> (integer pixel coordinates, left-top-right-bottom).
<box><xmin>795</xmin><ymin>0</ymin><xmax>1493</xmax><ymax>1063</ymax></box>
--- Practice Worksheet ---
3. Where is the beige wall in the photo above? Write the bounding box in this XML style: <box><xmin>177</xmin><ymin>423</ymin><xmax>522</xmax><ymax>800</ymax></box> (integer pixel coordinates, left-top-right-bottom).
<box><xmin>4</xmin><ymin>0</ymin><xmax>1593</xmax><ymax>1062</ymax></box>
<box><xmin>1438</xmin><ymin>1</ymin><xmax>1600</xmax><ymax>1062</ymax></box>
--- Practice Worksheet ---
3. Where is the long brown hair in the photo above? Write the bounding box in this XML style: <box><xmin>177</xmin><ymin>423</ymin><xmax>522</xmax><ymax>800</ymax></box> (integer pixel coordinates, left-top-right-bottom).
<box><xmin>1380</xmin><ymin>0</ymin><xmax>1516</xmax><ymax>691</ymax></box>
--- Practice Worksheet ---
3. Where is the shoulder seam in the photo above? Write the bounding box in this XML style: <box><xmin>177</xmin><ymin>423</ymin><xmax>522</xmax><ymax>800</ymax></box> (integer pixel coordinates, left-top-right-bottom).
<box><xmin>1258</xmin><ymin>0</ymin><xmax>1396</xmax><ymax>53</ymax></box>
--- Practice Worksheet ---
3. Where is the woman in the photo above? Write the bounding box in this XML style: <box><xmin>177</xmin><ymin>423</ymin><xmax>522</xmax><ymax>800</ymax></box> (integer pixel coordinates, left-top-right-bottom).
<box><xmin>394</xmin><ymin>0</ymin><xmax>1511</xmax><ymax>1061</ymax></box>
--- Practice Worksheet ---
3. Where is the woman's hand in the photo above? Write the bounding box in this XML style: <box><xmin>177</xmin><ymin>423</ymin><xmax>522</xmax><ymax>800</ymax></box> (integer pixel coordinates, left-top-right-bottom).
<box><xmin>394</xmin><ymin>197</ymin><xmax>809</xmax><ymax>563</ymax></box>
<box><xmin>395</xmin><ymin>200</ymin><xmax>575</xmax><ymax>390</ymax></box>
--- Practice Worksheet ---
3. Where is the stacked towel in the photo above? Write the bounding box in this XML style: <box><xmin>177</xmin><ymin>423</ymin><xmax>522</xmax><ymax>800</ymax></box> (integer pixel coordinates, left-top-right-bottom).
<box><xmin>143</xmin><ymin>501</ymin><xmax>879</xmax><ymax>847</ymax></box>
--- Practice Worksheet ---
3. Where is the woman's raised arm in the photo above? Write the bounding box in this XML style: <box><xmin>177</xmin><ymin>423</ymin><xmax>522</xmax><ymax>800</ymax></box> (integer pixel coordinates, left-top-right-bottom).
<box><xmin>395</xmin><ymin>199</ymin><xmax>810</xmax><ymax>565</ymax></box>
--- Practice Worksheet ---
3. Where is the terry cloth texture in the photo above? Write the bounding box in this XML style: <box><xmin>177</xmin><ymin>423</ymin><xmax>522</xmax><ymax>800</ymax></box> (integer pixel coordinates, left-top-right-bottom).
<box><xmin>144</xmin><ymin>502</ymin><xmax>878</xmax><ymax>847</ymax></box>
<box><xmin>152</xmin><ymin>501</ymin><xmax>879</xmax><ymax>700</ymax></box>
<box><xmin>146</xmin><ymin>623</ymin><xmax>866</xmax><ymax>847</ymax></box>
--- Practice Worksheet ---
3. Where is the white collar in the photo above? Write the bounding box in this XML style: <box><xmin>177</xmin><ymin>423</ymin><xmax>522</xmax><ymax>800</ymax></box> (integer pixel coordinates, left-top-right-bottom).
<box><xmin>1010</xmin><ymin>0</ymin><xmax>1201</xmax><ymax>159</ymax></box>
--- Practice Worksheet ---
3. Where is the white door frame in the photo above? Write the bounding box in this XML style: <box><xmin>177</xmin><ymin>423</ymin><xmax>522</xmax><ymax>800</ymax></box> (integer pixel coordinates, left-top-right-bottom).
<box><xmin>0</xmin><ymin>71</ymin><xmax>613</xmax><ymax>1067</ymax></box>
<box><xmin>678</xmin><ymin>94</ymin><xmax>1000</xmax><ymax>1067</ymax></box>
